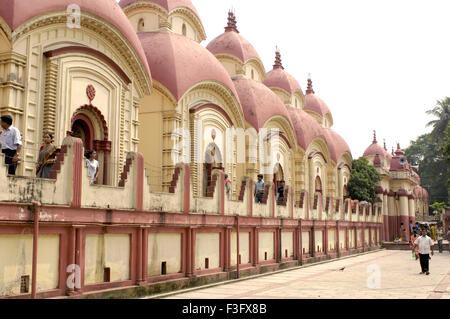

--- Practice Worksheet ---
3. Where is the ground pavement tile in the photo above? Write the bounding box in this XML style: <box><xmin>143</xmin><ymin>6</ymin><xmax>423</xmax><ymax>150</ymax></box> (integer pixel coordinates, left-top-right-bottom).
<box><xmin>163</xmin><ymin>251</ymin><xmax>450</xmax><ymax>299</ymax></box>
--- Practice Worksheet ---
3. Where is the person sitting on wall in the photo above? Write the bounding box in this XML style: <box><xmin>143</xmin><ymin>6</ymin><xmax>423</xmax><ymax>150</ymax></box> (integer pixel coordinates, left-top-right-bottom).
<box><xmin>85</xmin><ymin>150</ymin><xmax>99</xmax><ymax>184</ymax></box>
<box><xmin>36</xmin><ymin>133</ymin><xmax>57</xmax><ymax>179</ymax></box>
<box><xmin>0</xmin><ymin>115</ymin><xmax>22</xmax><ymax>175</ymax></box>
<box><xmin>254</xmin><ymin>174</ymin><xmax>265</xmax><ymax>204</ymax></box>
<box><xmin>277</xmin><ymin>180</ymin><xmax>285</xmax><ymax>206</ymax></box>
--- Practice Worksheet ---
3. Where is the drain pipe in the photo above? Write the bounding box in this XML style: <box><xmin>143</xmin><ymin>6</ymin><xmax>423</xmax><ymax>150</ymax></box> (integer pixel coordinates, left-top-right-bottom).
<box><xmin>31</xmin><ymin>201</ymin><xmax>41</xmax><ymax>299</ymax></box>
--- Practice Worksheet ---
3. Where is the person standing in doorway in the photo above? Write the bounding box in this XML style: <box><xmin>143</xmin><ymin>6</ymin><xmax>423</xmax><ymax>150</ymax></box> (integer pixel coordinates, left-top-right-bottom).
<box><xmin>224</xmin><ymin>174</ymin><xmax>232</xmax><ymax>200</ymax></box>
<box><xmin>277</xmin><ymin>180</ymin><xmax>285</xmax><ymax>206</ymax></box>
<box><xmin>254</xmin><ymin>174</ymin><xmax>265</xmax><ymax>204</ymax></box>
<box><xmin>0</xmin><ymin>115</ymin><xmax>22</xmax><ymax>175</ymax></box>
<box><xmin>85</xmin><ymin>150</ymin><xmax>99</xmax><ymax>184</ymax></box>
<box><xmin>414</xmin><ymin>228</ymin><xmax>434</xmax><ymax>275</ymax></box>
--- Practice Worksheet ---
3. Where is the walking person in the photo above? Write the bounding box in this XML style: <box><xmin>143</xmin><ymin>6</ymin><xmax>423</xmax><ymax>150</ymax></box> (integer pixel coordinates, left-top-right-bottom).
<box><xmin>254</xmin><ymin>174</ymin><xmax>265</xmax><ymax>204</ymax></box>
<box><xmin>36</xmin><ymin>133</ymin><xmax>57</xmax><ymax>178</ymax></box>
<box><xmin>0</xmin><ymin>115</ymin><xmax>22</xmax><ymax>175</ymax></box>
<box><xmin>224</xmin><ymin>174</ymin><xmax>232</xmax><ymax>200</ymax></box>
<box><xmin>436</xmin><ymin>226</ymin><xmax>444</xmax><ymax>253</ymax></box>
<box><xmin>410</xmin><ymin>232</ymin><xmax>419</xmax><ymax>260</ymax></box>
<box><xmin>85</xmin><ymin>150</ymin><xmax>99</xmax><ymax>184</ymax></box>
<box><xmin>414</xmin><ymin>228</ymin><xmax>434</xmax><ymax>275</ymax></box>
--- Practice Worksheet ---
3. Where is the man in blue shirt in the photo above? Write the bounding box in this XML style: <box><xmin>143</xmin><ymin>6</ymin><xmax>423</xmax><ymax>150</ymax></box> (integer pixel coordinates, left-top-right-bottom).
<box><xmin>254</xmin><ymin>174</ymin><xmax>265</xmax><ymax>203</ymax></box>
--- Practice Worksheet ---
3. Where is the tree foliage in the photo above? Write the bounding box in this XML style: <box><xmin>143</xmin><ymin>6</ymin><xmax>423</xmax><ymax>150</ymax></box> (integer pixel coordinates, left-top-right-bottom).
<box><xmin>405</xmin><ymin>97</ymin><xmax>449</xmax><ymax>207</ymax></box>
<box><xmin>347</xmin><ymin>157</ymin><xmax>382</xmax><ymax>203</ymax></box>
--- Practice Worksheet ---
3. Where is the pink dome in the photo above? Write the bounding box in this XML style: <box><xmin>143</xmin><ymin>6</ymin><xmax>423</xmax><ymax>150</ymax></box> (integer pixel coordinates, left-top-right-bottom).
<box><xmin>233</xmin><ymin>77</ymin><xmax>293</xmax><ymax>131</ymax></box>
<box><xmin>139</xmin><ymin>31</ymin><xmax>240</xmax><ymax>102</ymax></box>
<box><xmin>206</xmin><ymin>12</ymin><xmax>262</xmax><ymax>64</ymax></box>
<box><xmin>305</xmin><ymin>93</ymin><xmax>330</xmax><ymax>117</ymax></box>
<box><xmin>0</xmin><ymin>0</ymin><xmax>151</xmax><ymax>80</ymax></box>
<box><xmin>363</xmin><ymin>143</ymin><xmax>387</xmax><ymax>157</ymax></box>
<box><xmin>322</xmin><ymin>128</ymin><xmax>352</xmax><ymax>162</ymax></box>
<box><xmin>119</xmin><ymin>0</ymin><xmax>200</xmax><ymax>17</ymax></box>
<box><xmin>286</xmin><ymin>107</ymin><xmax>324</xmax><ymax>151</ymax></box>
<box><xmin>264</xmin><ymin>51</ymin><xmax>302</xmax><ymax>95</ymax></box>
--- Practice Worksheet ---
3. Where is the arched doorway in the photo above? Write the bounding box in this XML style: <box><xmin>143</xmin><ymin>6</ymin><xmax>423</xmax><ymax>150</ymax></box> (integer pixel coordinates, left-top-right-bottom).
<box><xmin>70</xmin><ymin>105</ymin><xmax>111</xmax><ymax>186</ymax></box>
<box><xmin>203</xmin><ymin>142</ymin><xmax>223</xmax><ymax>197</ymax></box>
<box><xmin>71</xmin><ymin>113</ymin><xmax>94</xmax><ymax>150</ymax></box>
<box><xmin>315</xmin><ymin>176</ymin><xmax>322</xmax><ymax>194</ymax></box>
<box><xmin>343</xmin><ymin>185</ymin><xmax>349</xmax><ymax>199</ymax></box>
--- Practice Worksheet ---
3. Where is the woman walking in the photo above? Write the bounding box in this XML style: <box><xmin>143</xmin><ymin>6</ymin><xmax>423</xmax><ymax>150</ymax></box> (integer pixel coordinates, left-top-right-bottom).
<box><xmin>36</xmin><ymin>133</ymin><xmax>57</xmax><ymax>178</ymax></box>
<box><xmin>85</xmin><ymin>150</ymin><xmax>99</xmax><ymax>184</ymax></box>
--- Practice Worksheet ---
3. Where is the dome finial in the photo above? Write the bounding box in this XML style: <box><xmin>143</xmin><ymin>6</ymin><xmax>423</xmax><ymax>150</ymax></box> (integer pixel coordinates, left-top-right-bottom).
<box><xmin>383</xmin><ymin>139</ymin><xmax>387</xmax><ymax>151</ymax></box>
<box><xmin>225</xmin><ymin>10</ymin><xmax>239</xmax><ymax>33</ymax></box>
<box><xmin>306</xmin><ymin>74</ymin><xmax>315</xmax><ymax>95</ymax></box>
<box><xmin>372</xmin><ymin>130</ymin><xmax>377</xmax><ymax>144</ymax></box>
<box><xmin>273</xmin><ymin>47</ymin><xmax>284</xmax><ymax>70</ymax></box>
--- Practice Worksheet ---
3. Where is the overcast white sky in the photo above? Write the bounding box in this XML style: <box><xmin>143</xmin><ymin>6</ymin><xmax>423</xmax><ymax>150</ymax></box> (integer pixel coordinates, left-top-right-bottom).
<box><xmin>122</xmin><ymin>0</ymin><xmax>450</xmax><ymax>158</ymax></box>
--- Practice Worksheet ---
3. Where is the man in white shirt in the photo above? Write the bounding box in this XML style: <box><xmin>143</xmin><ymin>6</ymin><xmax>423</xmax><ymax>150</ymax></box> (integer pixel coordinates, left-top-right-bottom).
<box><xmin>0</xmin><ymin>115</ymin><xmax>22</xmax><ymax>175</ymax></box>
<box><xmin>414</xmin><ymin>228</ymin><xmax>434</xmax><ymax>275</ymax></box>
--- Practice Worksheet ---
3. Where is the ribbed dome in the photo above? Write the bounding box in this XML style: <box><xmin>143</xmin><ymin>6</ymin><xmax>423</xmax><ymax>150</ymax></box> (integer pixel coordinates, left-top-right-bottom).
<box><xmin>286</xmin><ymin>107</ymin><xmax>324</xmax><ymax>151</ymax></box>
<box><xmin>0</xmin><ymin>0</ymin><xmax>151</xmax><ymax>79</ymax></box>
<box><xmin>264</xmin><ymin>51</ymin><xmax>302</xmax><ymax>95</ymax></box>
<box><xmin>206</xmin><ymin>11</ymin><xmax>262</xmax><ymax>64</ymax></box>
<box><xmin>139</xmin><ymin>31</ymin><xmax>240</xmax><ymax>102</ymax></box>
<box><xmin>363</xmin><ymin>143</ymin><xmax>387</xmax><ymax>157</ymax></box>
<box><xmin>233</xmin><ymin>77</ymin><xmax>292</xmax><ymax>131</ymax></box>
<box><xmin>322</xmin><ymin>128</ymin><xmax>352</xmax><ymax>162</ymax></box>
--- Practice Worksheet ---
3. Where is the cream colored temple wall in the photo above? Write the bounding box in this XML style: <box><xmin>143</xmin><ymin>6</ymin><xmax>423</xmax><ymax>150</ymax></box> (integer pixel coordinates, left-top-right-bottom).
<box><xmin>301</xmin><ymin>231</ymin><xmax>310</xmax><ymax>254</ymax></box>
<box><xmin>148</xmin><ymin>233</ymin><xmax>182</xmax><ymax>276</ymax></box>
<box><xmin>128</xmin><ymin>11</ymin><xmax>160</xmax><ymax>33</ymax></box>
<box><xmin>328</xmin><ymin>229</ymin><xmax>336</xmax><ymax>251</ymax></box>
<box><xmin>195</xmin><ymin>233</ymin><xmax>220</xmax><ymax>270</ymax></box>
<box><xmin>258</xmin><ymin>232</ymin><xmax>274</xmax><ymax>261</ymax></box>
<box><xmin>339</xmin><ymin>230</ymin><xmax>346</xmax><ymax>250</ymax></box>
<box><xmin>281</xmin><ymin>231</ymin><xmax>294</xmax><ymax>259</ymax></box>
<box><xmin>231</xmin><ymin>232</ymin><xmax>250</xmax><ymax>265</ymax></box>
<box><xmin>85</xmin><ymin>234</ymin><xmax>131</xmax><ymax>285</ymax></box>
<box><xmin>0</xmin><ymin>234</ymin><xmax>59</xmax><ymax>296</ymax></box>
<box><xmin>314</xmin><ymin>230</ymin><xmax>323</xmax><ymax>253</ymax></box>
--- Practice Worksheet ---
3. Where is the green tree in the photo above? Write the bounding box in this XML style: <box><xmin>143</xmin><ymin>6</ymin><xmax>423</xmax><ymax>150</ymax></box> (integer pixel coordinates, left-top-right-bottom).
<box><xmin>347</xmin><ymin>157</ymin><xmax>382</xmax><ymax>202</ymax></box>
<box><xmin>426</xmin><ymin>97</ymin><xmax>449</xmax><ymax>145</ymax></box>
<box><xmin>405</xmin><ymin>97</ymin><xmax>449</xmax><ymax>207</ymax></box>
<box><xmin>440</xmin><ymin>125</ymin><xmax>450</xmax><ymax>185</ymax></box>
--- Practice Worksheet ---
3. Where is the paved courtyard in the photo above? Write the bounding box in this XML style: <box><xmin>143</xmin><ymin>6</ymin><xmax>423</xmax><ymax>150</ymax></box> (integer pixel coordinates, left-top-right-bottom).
<box><xmin>163</xmin><ymin>250</ymin><xmax>450</xmax><ymax>299</ymax></box>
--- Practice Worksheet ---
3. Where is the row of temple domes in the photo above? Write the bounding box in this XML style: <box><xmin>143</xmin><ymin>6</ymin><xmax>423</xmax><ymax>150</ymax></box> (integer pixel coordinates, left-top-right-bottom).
<box><xmin>0</xmin><ymin>0</ymin><xmax>350</xmax><ymax>162</ymax></box>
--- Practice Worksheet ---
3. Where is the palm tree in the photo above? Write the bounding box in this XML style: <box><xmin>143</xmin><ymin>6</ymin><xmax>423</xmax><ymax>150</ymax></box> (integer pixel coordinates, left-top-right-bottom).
<box><xmin>426</xmin><ymin>97</ymin><xmax>450</xmax><ymax>142</ymax></box>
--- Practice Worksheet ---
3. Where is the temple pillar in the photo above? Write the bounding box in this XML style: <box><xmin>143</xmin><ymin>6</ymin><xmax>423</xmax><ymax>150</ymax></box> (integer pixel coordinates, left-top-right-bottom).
<box><xmin>398</xmin><ymin>190</ymin><xmax>409</xmax><ymax>241</ymax></box>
